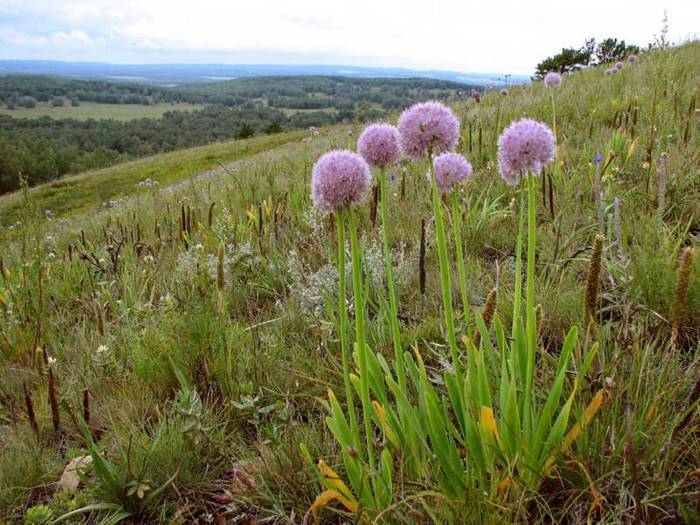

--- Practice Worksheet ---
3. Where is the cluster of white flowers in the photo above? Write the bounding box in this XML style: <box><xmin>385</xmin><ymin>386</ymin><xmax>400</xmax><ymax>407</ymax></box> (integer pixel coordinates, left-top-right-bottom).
<box><xmin>211</xmin><ymin>207</ymin><xmax>238</xmax><ymax>243</ymax></box>
<box><xmin>303</xmin><ymin>206</ymin><xmax>326</xmax><ymax>238</ymax></box>
<box><xmin>361</xmin><ymin>230</ymin><xmax>417</xmax><ymax>291</ymax></box>
<box><xmin>286</xmin><ymin>250</ymin><xmax>342</xmax><ymax>318</ymax></box>
<box><xmin>94</xmin><ymin>344</ymin><xmax>112</xmax><ymax>366</ymax></box>
<box><xmin>137</xmin><ymin>178</ymin><xmax>159</xmax><ymax>188</ymax></box>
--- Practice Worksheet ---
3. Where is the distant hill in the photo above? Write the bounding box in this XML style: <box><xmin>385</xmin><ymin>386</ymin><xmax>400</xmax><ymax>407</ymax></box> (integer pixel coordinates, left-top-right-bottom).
<box><xmin>0</xmin><ymin>60</ymin><xmax>529</xmax><ymax>86</ymax></box>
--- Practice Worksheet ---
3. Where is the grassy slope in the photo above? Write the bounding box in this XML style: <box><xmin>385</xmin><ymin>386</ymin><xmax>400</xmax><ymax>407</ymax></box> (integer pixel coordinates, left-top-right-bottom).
<box><xmin>0</xmin><ymin>129</ymin><xmax>307</xmax><ymax>226</ymax></box>
<box><xmin>0</xmin><ymin>101</ymin><xmax>205</xmax><ymax>120</ymax></box>
<box><xmin>0</xmin><ymin>42</ymin><xmax>699</xmax><ymax>523</ymax></box>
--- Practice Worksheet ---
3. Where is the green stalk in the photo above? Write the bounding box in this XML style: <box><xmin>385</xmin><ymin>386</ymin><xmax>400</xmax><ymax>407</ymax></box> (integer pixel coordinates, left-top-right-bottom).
<box><xmin>336</xmin><ymin>208</ymin><xmax>359</xmax><ymax>447</ymax></box>
<box><xmin>512</xmin><ymin>189</ymin><xmax>525</xmax><ymax>335</ymax></box>
<box><xmin>348</xmin><ymin>208</ymin><xmax>376</xmax><ymax>471</ymax></box>
<box><xmin>378</xmin><ymin>167</ymin><xmax>407</xmax><ymax>391</ymax></box>
<box><xmin>428</xmin><ymin>152</ymin><xmax>462</xmax><ymax>377</ymax></box>
<box><xmin>524</xmin><ymin>173</ymin><xmax>537</xmax><ymax>432</ymax></box>
<box><xmin>550</xmin><ymin>92</ymin><xmax>558</xmax><ymax>145</ymax></box>
<box><xmin>450</xmin><ymin>191</ymin><xmax>471</xmax><ymax>335</ymax></box>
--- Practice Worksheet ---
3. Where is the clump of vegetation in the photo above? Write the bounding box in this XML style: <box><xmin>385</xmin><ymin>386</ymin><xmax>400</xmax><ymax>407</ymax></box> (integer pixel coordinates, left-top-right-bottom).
<box><xmin>0</xmin><ymin>40</ymin><xmax>699</xmax><ymax>524</ymax></box>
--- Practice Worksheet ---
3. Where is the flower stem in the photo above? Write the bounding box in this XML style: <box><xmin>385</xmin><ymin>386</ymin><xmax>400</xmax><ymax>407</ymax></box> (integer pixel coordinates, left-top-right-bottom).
<box><xmin>336</xmin><ymin>208</ymin><xmax>359</xmax><ymax>447</ymax></box>
<box><xmin>348</xmin><ymin>208</ymin><xmax>376</xmax><ymax>471</ymax></box>
<box><xmin>379</xmin><ymin>168</ymin><xmax>406</xmax><ymax>391</ymax></box>
<box><xmin>428</xmin><ymin>152</ymin><xmax>461</xmax><ymax>377</ymax></box>
<box><xmin>524</xmin><ymin>173</ymin><xmax>537</xmax><ymax>430</ymax></box>
<box><xmin>512</xmin><ymin>189</ymin><xmax>525</xmax><ymax>335</ymax></box>
<box><xmin>451</xmin><ymin>191</ymin><xmax>471</xmax><ymax>335</ymax></box>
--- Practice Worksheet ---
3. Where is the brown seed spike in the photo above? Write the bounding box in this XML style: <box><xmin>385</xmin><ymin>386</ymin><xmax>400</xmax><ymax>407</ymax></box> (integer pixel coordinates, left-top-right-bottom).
<box><xmin>24</xmin><ymin>383</ymin><xmax>39</xmax><ymax>435</ymax></box>
<box><xmin>670</xmin><ymin>247</ymin><xmax>695</xmax><ymax>351</ymax></box>
<box><xmin>474</xmin><ymin>287</ymin><xmax>498</xmax><ymax>347</ymax></box>
<box><xmin>47</xmin><ymin>367</ymin><xmax>61</xmax><ymax>434</ymax></box>
<box><xmin>584</xmin><ymin>235</ymin><xmax>605</xmax><ymax>328</ymax></box>
<box><xmin>82</xmin><ymin>388</ymin><xmax>90</xmax><ymax>427</ymax></box>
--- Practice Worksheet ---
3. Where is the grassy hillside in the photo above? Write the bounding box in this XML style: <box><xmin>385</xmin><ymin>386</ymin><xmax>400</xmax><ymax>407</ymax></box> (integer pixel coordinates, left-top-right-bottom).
<box><xmin>0</xmin><ymin>42</ymin><xmax>698</xmax><ymax>524</ymax></box>
<box><xmin>0</xmin><ymin>101</ymin><xmax>205</xmax><ymax>121</ymax></box>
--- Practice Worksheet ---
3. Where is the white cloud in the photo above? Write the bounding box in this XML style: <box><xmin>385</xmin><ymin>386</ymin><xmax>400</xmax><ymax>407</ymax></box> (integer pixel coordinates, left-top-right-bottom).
<box><xmin>0</xmin><ymin>0</ymin><xmax>698</xmax><ymax>73</ymax></box>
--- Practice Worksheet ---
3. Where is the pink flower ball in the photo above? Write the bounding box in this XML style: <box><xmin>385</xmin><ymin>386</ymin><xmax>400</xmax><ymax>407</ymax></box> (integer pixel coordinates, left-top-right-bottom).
<box><xmin>433</xmin><ymin>152</ymin><xmax>473</xmax><ymax>193</ymax></box>
<box><xmin>397</xmin><ymin>101</ymin><xmax>460</xmax><ymax>160</ymax></box>
<box><xmin>311</xmin><ymin>150</ymin><xmax>372</xmax><ymax>213</ymax></box>
<box><xmin>544</xmin><ymin>72</ymin><xmax>562</xmax><ymax>87</ymax></box>
<box><xmin>500</xmin><ymin>88</ymin><xmax>509</xmax><ymax>96</ymax></box>
<box><xmin>357</xmin><ymin>123</ymin><xmax>401</xmax><ymax>168</ymax></box>
<box><xmin>497</xmin><ymin>118</ymin><xmax>556</xmax><ymax>185</ymax></box>
<box><xmin>628</xmin><ymin>54</ymin><xmax>638</xmax><ymax>63</ymax></box>
<box><xmin>615</xmin><ymin>61</ymin><xmax>624</xmax><ymax>70</ymax></box>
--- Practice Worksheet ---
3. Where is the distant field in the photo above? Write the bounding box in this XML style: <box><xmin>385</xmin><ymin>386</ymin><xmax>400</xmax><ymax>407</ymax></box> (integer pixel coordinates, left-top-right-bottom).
<box><xmin>0</xmin><ymin>101</ymin><xmax>205</xmax><ymax>120</ymax></box>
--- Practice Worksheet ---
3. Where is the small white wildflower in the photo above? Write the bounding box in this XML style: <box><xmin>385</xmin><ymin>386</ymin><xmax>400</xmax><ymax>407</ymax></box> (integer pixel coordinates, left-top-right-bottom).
<box><xmin>97</xmin><ymin>345</ymin><xmax>109</xmax><ymax>354</ymax></box>
<box><xmin>144</xmin><ymin>254</ymin><xmax>154</xmax><ymax>263</ymax></box>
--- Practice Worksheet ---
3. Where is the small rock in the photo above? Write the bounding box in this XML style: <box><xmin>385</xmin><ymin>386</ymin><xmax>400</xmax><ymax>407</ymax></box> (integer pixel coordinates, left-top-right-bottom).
<box><xmin>55</xmin><ymin>455</ymin><xmax>93</xmax><ymax>492</ymax></box>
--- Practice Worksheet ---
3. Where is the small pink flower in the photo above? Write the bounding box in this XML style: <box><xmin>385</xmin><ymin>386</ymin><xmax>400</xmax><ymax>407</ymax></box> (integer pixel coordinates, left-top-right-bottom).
<box><xmin>311</xmin><ymin>150</ymin><xmax>372</xmax><ymax>213</ymax></box>
<box><xmin>544</xmin><ymin>72</ymin><xmax>562</xmax><ymax>87</ymax></box>
<box><xmin>357</xmin><ymin>123</ymin><xmax>401</xmax><ymax>168</ymax></box>
<box><xmin>433</xmin><ymin>152</ymin><xmax>473</xmax><ymax>193</ymax></box>
<box><xmin>500</xmin><ymin>88</ymin><xmax>509</xmax><ymax>96</ymax></box>
<box><xmin>397</xmin><ymin>101</ymin><xmax>459</xmax><ymax>160</ymax></box>
<box><xmin>497</xmin><ymin>119</ymin><xmax>556</xmax><ymax>185</ymax></box>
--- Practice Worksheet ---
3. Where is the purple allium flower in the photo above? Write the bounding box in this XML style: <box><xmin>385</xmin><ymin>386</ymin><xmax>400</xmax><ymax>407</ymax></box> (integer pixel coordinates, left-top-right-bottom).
<box><xmin>593</xmin><ymin>153</ymin><xmax>604</xmax><ymax>165</ymax></box>
<box><xmin>604</xmin><ymin>67</ymin><xmax>617</xmax><ymax>76</ymax></box>
<box><xmin>357</xmin><ymin>123</ymin><xmax>401</xmax><ymax>168</ymax></box>
<box><xmin>628</xmin><ymin>54</ymin><xmax>638</xmax><ymax>63</ymax></box>
<box><xmin>615</xmin><ymin>61</ymin><xmax>624</xmax><ymax>70</ymax></box>
<box><xmin>544</xmin><ymin>72</ymin><xmax>562</xmax><ymax>87</ymax></box>
<box><xmin>500</xmin><ymin>88</ymin><xmax>509</xmax><ymax>96</ymax></box>
<box><xmin>432</xmin><ymin>152</ymin><xmax>473</xmax><ymax>193</ymax></box>
<box><xmin>311</xmin><ymin>150</ymin><xmax>372</xmax><ymax>213</ymax></box>
<box><xmin>397</xmin><ymin>101</ymin><xmax>460</xmax><ymax>160</ymax></box>
<box><xmin>497</xmin><ymin>119</ymin><xmax>556</xmax><ymax>185</ymax></box>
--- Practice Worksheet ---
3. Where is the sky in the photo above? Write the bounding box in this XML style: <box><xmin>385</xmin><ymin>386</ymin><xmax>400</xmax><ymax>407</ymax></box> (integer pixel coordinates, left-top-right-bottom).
<box><xmin>0</xmin><ymin>1</ymin><xmax>698</xmax><ymax>75</ymax></box>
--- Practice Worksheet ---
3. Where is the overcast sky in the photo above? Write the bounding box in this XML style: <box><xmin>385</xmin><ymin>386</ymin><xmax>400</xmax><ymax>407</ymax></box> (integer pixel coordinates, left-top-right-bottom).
<box><xmin>0</xmin><ymin>1</ymin><xmax>698</xmax><ymax>75</ymax></box>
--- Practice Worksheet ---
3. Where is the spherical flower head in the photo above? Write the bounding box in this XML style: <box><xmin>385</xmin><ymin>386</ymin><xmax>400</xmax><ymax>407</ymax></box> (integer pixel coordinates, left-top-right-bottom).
<box><xmin>497</xmin><ymin>118</ymin><xmax>556</xmax><ymax>185</ymax></box>
<box><xmin>357</xmin><ymin>123</ymin><xmax>401</xmax><ymax>168</ymax></box>
<box><xmin>628</xmin><ymin>54</ymin><xmax>638</xmax><ymax>63</ymax></box>
<box><xmin>433</xmin><ymin>152</ymin><xmax>473</xmax><ymax>193</ymax></box>
<box><xmin>544</xmin><ymin>72</ymin><xmax>562</xmax><ymax>88</ymax></box>
<box><xmin>615</xmin><ymin>61</ymin><xmax>624</xmax><ymax>70</ymax></box>
<box><xmin>397</xmin><ymin>101</ymin><xmax>460</xmax><ymax>160</ymax></box>
<box><xmin>311</xmin><ymin>150</ymin><xmax>371</xmax><ymax>213</ymax></box>
<box><xmin>604</xmin><ymin>67</ymin><xmax>616</xmax><ymax>76</ymax></box>
<box><xmin>500</xmin><ymin>88</ymin><xmax>509</xmax><ymax>96</ymax></box>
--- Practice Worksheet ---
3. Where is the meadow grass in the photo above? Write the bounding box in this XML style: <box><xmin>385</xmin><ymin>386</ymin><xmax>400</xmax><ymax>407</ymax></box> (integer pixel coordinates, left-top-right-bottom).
<box><xmin>0</xmin><ymin>101</ymin><xmax>205</xmax><ymax>121</ymax></box>
<box><xmin>0</xmin><ymin>42</ymin><xmax>698</xmax><ymax>524</ymax></box>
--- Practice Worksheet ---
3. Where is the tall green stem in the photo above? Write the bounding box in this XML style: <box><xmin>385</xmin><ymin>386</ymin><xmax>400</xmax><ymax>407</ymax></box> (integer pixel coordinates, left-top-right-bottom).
<box><xmin>379</xmin><ymin>168</ymin><xmax>406</xmax><ymax>390</ymax></box>
<box><xmin>336</xmin><ymin>208</ymin><xmax>359</xmax><ymax>446</ymax></box>
<box><xmin>512</xmin><ymin>189</ymin><xmax>525</xmax><ymax>335</ymax></box>
<box><xmin>451</xmin><ymin>191</ymin><xmax>471</xmax><ymax>335</ymax></box>
<box><xmin>348</xmin><ymin>208</ymin><xmax>376</xmax><ymax>471</ymax></box>
<box><xmin>549</xmin><ymin>92</ymin><xmax>558</xmax><ymax>145</ymax></box>
<box><xmin>524</xmin><ymin>173</ymin><xmax>537</xmax><ymax>431</ymax></box>
<box><xmin>428</xmin><ymin>152</ymin><xmax>461</xmax><ymax>377</ymax></box>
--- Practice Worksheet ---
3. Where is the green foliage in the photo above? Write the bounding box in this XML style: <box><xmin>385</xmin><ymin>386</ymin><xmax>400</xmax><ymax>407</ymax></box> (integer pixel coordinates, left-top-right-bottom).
<box><xmin>0</xmin><ymin>41</ymin><xmax>698</xmax><ymax>524</ymax></box>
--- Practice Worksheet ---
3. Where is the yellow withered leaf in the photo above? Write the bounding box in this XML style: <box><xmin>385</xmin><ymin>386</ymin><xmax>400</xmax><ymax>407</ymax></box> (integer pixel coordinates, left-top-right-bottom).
<box><xmin>372</xmin><ymin>400</ymin><xmax>400</xmax><ymax>448</ymax></box>
<box><xmin>317</xmin><ymin>459</ymin><xmax>356</xmax><ymax>503</ymax></box>
<box><xmin>480</xmin><ymin>406</ymin><xmax>499</xmax><ymax>441</ymax></box>
<box><xmin>310</xmin><ymin>489</ymin><xmax>359</xmax><ymax>523</ymax></box>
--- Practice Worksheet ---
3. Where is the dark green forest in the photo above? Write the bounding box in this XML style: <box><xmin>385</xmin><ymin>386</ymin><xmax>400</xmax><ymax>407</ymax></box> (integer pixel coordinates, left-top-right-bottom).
<box><xmin>0</xmin><ymin>75</ymin><xmax>470</xmax><ymax>193</ymax></box>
